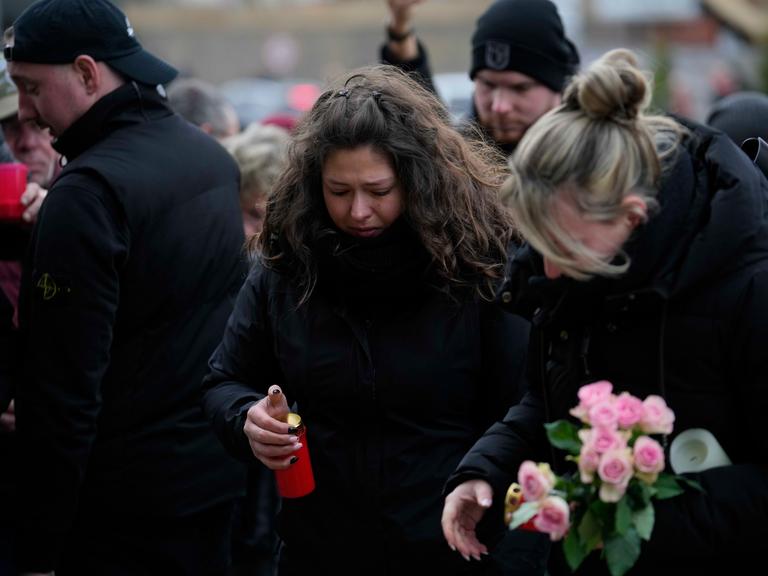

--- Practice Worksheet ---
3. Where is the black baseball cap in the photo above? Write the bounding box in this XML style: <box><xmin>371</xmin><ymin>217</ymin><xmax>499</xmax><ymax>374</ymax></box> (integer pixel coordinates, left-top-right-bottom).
<box><xmin>4</xmin><ymin>0</ymin><xmax>178</xmax><ymax>86</ymax></box>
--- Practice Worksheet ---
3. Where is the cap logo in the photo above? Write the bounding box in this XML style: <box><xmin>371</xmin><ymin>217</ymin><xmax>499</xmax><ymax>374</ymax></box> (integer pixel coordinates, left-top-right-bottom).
<box><xmin>126</xmin><ymin>17</ymin><xmax>135</xmax><ymax>38</ymax></box>
<box><xmin>3</xmin><ymin>28</ymin><xmax>14</xmax><ymax>62</ymax></box>
<box><xmin>485</xmin><ymin>40</ymin><xmax>510</xmax><ymax>71</ymax></box>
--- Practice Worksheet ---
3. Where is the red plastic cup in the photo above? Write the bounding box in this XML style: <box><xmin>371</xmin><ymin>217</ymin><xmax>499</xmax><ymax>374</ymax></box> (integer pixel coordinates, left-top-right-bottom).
<box><xmin>275</xmin><ymin>412</ymin><xmax>316</xmax><ymax>498</ymax></box>
<box><xmin>0</xmin><ymin>163</ymin><xmax>29</xmax><ymax>221</ymax></box>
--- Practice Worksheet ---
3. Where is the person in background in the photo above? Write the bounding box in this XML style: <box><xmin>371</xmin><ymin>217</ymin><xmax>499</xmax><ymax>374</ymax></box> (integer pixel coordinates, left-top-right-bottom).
<box><xmin>1</xmin><ymin>58</ymin><xmax>58</xmax><ymax>189</ymax></box>
<box><xmin>0</xmin><ymin>55</ymin><xmax>55</xmax><ymax>573</ymax></box>
<box><xmin>381</xmin><ymin>0</ymin><xmax>579</xmax><ymax>153</ymax></box>
<box><xmin>706</xmin><ymin>90</ymin><xmax>768</xmax><ymax>147</ymax></box>
<box><xmin>5</xmin><ymin>0</ymin><xmax>247</xmax><ymax>574</ymax></box>
<box><xmin>0</xmin><ymin>54</ymin><xmax>55</xmax><ymax>328</ymax></box>
<box><xmin>168</xmin><ymin>76</ymin><xmax>240</xmax><ymax>140</ymax></box>
<box><xmin>442</xmin><ymin>48</ymin><xmax>768</xmax><ymax>574</ymax></box>
<box><xmin>202</xmin><ymin>65</ymin><xmax>533</xmax><ymax>575</ymax></box>
<box><xmin>223</xmin><ymin>122</ymin><xmax>290</xmax><ymax>240</ymax></box>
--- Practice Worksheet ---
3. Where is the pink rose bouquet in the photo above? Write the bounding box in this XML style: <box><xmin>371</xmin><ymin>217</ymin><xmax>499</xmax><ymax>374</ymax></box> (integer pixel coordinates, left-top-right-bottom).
<box><xmin>507</xmin><ymin>381</ymin><xmax>701</xmax><ymax>576</ymax></box>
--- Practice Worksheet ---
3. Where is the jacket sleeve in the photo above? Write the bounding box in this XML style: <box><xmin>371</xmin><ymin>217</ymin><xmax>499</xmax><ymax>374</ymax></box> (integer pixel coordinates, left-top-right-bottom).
<box><xmin>202</xmin><ymin>263</ymin><xmax>283</xmax><ymax>462</ymax></box>
<box><xmin>16</xmin><ymin>181</ymin><xmax>128</xmax><ymax>572</ymax></box>
<box><xmin>477</xmin><ymin>300</ymin><xmax>531</xmax><ymax>422</ymax></box>
<box><xmin>444</xmin><ymin>296</ymin><xmax>548</xmax><ymax>504</ymax></box>
<box><xmin>644</xmin><ymin>269</ymin><xmax>768</xmax><ymax>563</ymax></box>
<box><xmin>444</xmin><ymin>390</ymin><xmax>548</xmax><ymax>502</ymax></box>
<box><xmin>380</xmin><ymin>38</ymin><xmax>438</xmax><ymax>96</ymax></box>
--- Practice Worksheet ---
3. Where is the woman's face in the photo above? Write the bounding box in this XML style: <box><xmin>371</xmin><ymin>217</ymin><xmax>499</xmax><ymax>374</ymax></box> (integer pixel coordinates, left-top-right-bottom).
<box><xmin>542</xmin><ymin>191</ymin><xmax>646</xmax><ymax>280</ymax></box>
<box><xmin>322</xmin><ymin>145</ymin><xmax>405</xmax><ymax>239</ymax></box>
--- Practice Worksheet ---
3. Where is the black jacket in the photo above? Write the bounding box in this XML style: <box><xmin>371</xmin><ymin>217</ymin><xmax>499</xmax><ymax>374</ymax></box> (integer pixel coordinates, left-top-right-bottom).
<box><xmin>203</xmin><ymin>226</ymin><xmax>530</xmax><ymax>574</ymax></box>
<box><xmin>447</xmin><ymin>123</ymin><xmax>768</xmax><ymax>573</ymax></box>
<box><xmin>15</xmin><ymin>82</ymin><xmax>247</xmax><ymax>571</ymax></box>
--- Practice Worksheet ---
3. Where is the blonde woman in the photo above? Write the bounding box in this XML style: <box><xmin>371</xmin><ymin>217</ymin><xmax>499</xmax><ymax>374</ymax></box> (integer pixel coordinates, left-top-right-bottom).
<box><xmin>443</xmin><ymin>49</ymin><xmax>768</xmax><ymax>573</ymax></box>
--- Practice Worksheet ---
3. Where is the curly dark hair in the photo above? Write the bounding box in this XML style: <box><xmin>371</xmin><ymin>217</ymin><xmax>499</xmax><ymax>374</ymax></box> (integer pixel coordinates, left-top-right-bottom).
<box><xmin>256</xmin><ymin>65</ymin><xmax>515</xmax><ymax>304</ymax></box>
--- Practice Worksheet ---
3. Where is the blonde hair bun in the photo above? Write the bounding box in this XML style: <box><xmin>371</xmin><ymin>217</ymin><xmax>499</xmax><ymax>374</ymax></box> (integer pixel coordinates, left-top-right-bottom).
<box><xmin>565</xmin><ymin>48</ymin><xmax>651</xmax><ymax>122</ymax></box>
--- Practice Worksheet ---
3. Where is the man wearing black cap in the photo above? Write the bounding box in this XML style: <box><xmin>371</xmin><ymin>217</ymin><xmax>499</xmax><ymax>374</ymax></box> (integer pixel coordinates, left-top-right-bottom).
<box><xmin>4</xmin><ymin>1</ymin><xmax>246</xmax><ymax>574</ymax></box>
<box><xmin>382</xmin><ymin>0</ymin><xmax>580</xmax><ymax>153</ymax></box>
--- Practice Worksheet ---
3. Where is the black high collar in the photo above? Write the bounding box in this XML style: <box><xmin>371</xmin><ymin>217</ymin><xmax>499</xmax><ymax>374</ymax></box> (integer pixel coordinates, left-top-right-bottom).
<box><xmin>54</xmin><ymin>81</ymin><xmax>172</xmax><ymax>162</ymax></box>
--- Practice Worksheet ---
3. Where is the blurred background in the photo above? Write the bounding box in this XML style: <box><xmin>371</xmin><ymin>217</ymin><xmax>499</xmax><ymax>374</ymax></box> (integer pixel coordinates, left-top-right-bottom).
<box><xmin>1</xmin><ymin>0</ymin><xmax>767</xmax><ymax>124</ymax></box>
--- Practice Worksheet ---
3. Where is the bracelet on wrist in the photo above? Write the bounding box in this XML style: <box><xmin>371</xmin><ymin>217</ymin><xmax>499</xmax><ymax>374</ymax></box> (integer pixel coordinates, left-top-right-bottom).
<box><xmin>387</xmin><ymin>26</ymin><xmax>413</xmax><ymax>43</ymax></box>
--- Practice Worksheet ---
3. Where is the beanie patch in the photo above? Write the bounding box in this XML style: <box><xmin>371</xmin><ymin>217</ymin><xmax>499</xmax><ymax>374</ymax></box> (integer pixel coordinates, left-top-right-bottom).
<box><xmin>485</xmin><ymin>41</ymin><xmax>511</xmax><ymax>71</ymax></box>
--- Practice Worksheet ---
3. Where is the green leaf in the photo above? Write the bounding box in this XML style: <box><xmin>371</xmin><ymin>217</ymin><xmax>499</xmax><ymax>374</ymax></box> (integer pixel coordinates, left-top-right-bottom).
<box><xmin>605</xmin><ymin>527</ymin><xmax>642</xmax><ymax>576</ymax></box>
<box><xmin>588</xmin><ymin>497</ymin><xmax>611</xmax><ymax>520</ymax></box>
<box><xmin>653</xmin><ymin>474</ymin><xmax>685</xmax><ymax>500</ymax></box>
<box><xmin>545</xmin><ymin>420</ymin><xmax>582</xmax><ymax>454</ymax></box>
<box><xmin>636</xmin><ymin>481</ymin><xmax>652</xmax><ymax>507</ymax></box>
<box><xmin>563</xmin><ymin>530</ymin><xmax>589</xmax><ymax>572</ymax></box>
<box><xmin>509</xmin><ymin>501</ymin><xmax>539</xmax><ymax>530</ymax></box>
<box><xmin>677</xmin><ymin>476</ymin><xmax>706</xmax><ymax>493</ymax></box>
<box><xmin>632</xmin><ymin>503</ymin><xmax>655</xmax><ymax>541</ymax></box>
<box><xmin>615</xmin><ymin>497</ymin><xmax>632</xmax><ymax>535</ymax></box>
<box><xmin>577</xmin><ymin>508</ymin><xmax>603</xmax><ymax>552</ymax></box>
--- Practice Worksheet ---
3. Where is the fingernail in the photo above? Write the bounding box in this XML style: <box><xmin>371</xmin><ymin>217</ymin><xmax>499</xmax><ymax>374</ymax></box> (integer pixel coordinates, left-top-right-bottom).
<box><xmin>449</xmin><ymin>544</ymin><xmax>456</xmax><ymax>552</ymax></box>
<box><xmin>288</xmin><ymin>426</ymin><xmax>298</xmax><ymax>433</ymax></box>
<box><xmin>288</xmin><ymin>435</ymin><xmax>298</xmax><ymax>443</ymax></box>
<box><xmin>290</xmin><ymin>456</ymin><xmax>299</xmax><ymax>464</ymax></box>
<box><xmin>462</xmin><ymin>553</ymin><xmax>470</xmax><ymax>562</ymax></box>
<box><xmin>480</xmin><ymin>498</ymin><xmax>492</xmax><ymax>508</ymax></box>
<box><xmin>22</xmin><ymin>214</ymin><xmax>31</xmax><ymax>222</ymax></box>
<box><xmin>271</xmin><ymin>388</ymin><xmax>281</xmax><ymax>395</ymax></box>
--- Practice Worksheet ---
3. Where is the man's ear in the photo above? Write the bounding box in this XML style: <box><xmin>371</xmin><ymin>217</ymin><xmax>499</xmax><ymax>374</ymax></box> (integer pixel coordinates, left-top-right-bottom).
<box><xmin>622</xmin><ymin>194</ymin><xmax>648</xmax><ymax>229</ymax></box>
<box><xmin>72</xmin><ymin>55</ymin><xmax>100</xmax><ymax>96</ymax></box>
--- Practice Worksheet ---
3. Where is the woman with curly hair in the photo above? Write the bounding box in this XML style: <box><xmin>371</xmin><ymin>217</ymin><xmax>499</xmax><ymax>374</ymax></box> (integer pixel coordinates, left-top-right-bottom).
<box><xmin>203</xmin><ymin>65</ymin><xmax>532</xmax><ymax>574</ymax></box>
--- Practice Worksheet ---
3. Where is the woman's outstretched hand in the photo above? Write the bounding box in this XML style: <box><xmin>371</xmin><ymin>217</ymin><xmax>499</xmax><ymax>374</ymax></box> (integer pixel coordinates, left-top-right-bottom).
<box><xmin>441</xmin><ymin>479</ymin><xmax>494</xmax><ymax>561</ymax></box>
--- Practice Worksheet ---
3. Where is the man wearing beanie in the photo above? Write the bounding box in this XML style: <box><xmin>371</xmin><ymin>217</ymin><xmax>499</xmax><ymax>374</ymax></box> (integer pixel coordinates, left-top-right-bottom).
<box><xmin>4</xmin><ymin>0</ymin><xmax>246</xmax><ymax>574</ymax></box>
<box><xmin>382</xmin><ymin>0</ymin><xmax>580</xmax><ymax>153</ymax></box>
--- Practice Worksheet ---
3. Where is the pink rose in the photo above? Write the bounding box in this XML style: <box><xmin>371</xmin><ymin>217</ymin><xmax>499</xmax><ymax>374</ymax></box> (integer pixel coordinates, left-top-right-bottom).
<box><xmin>578</xmin><ymin>381</ymin><xmax>614</xmax><ymax>408</ymax></box>
<box><xmin>533</xmin><ymin>496</ymin><xmax>571</xmax><ymax>541</ymax></box>
<box><xmin>640</xmin><ymin>395</ymin><xmax>675</xmax><ymax>435</ymax></box>
<box><xmin>597</xmin><ymin>448</ymin><xmax>634</xmax><ymax>503</ymax></box>
<box><xmin>615</xmin><ymin>392</ymin><xmax>644</xmax><ymax>429</ymax></box>
<box><xmin>589</xmin><ymin>398</ymin><xmax>619</xmax><ymax>430</ymax></box>
<box><xmin>633</xmin><ymin>435</ymin><xmax>665</xmax><ymax>483</ymax></box>
<box><xmin>578</xmin><ymin>445</ymin><xmax>600</xmax><ymax>484</ymax></box>
<box><xmin>518</xmin><ymin>460</ymin><xmax>555</xmax><ymax>502</ymax></box>
<box><xmin>580</xmin><ymin>426</ymin><xmax>628</xmax><ymax>454</ymax></box>
<box><xmin>570</xmin><ymin>381</ymin><xmax>614</xmax><ymax>423</ymax></box>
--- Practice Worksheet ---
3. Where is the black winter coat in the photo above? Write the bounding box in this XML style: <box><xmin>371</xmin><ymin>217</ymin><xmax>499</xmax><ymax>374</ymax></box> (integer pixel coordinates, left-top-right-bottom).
<box><xmin>447</xmin><ymin>123</ymin><xmax>768</xmax><ymax>573</ymax></box>
<box><xmin>15</xmin><ymin>82</ymin><xmax>247</xmax><ymax>571</ymax></box>
<box><xmin>203</xmin><ymin>227</ymin><xmax>530</xmax><ymax>574</ymax></box>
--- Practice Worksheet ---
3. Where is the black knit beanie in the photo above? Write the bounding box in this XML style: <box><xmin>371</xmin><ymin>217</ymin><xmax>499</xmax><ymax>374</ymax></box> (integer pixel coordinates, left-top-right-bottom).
<box><xmin>470</xmin><ymin>0</ymin><xmax>580</xmax><ymax>92</ymax></box>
